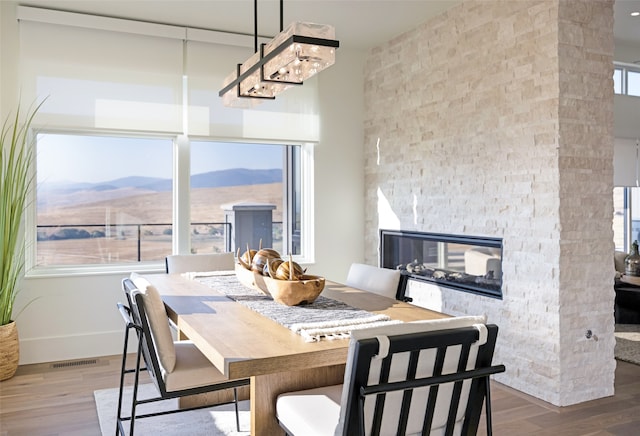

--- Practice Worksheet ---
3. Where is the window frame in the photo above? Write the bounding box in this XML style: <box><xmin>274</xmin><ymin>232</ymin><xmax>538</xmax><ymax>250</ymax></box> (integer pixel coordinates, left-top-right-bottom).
<box><xmin>614</xmin><ymin>61</ymin><xmax>640</xmax><ymax>97</ymax></box>
<box><xmin>26</xmin><ymin>129</ymin><xmax>315</xmax><ymax>277</ymax></box>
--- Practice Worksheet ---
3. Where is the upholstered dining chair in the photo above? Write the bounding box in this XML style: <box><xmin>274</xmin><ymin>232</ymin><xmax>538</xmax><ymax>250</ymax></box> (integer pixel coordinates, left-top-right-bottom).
<box><xmin>345</xmin><ymin>263</ymin><xmax>402</xmax><ymax>299</ymax></box>
<box><xmin>165</xmin><ymin>252</ymin><xmax>235</xmax><ymax>274</ymax></box>
<box><xmin>276</xmin><ymin>316</ymin><xmax>505</xmax><ymax>436</ymax></box>
<box><xmin>115</xmin><ymin>274</ymin><xmax>249</xmax><ymax>436</ymax></box>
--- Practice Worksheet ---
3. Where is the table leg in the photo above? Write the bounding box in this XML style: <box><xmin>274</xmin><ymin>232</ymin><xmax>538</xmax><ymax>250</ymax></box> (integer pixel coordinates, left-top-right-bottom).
<box><xmin>179</xmin><ymin>385</ymin><xmax>250</xmax><ymax>409</ymax></box>
<box><xmin>250</xmin><ymin>364</ymin><xmax>346</xmax><ymax>436</ymax></box>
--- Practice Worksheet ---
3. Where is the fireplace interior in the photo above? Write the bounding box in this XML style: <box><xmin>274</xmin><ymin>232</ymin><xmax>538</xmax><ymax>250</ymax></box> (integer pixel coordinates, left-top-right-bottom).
<box><xmin>380</xmin><ymin>229</ymin><xmax>503</xmax><ymax>299</ymax></box>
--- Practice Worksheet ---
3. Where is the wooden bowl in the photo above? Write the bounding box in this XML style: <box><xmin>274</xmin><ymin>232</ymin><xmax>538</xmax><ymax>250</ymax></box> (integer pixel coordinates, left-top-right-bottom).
<box><xmin>235</xmin><ymin>263</ymin><xmax>270</xmax><ymax>295</ymax></box>
<box><xmin>263</xmin><ymin>274</ymin><xmax>325</xmax><ymax>306</ymax></box>
<box><xmin>235</xmin><ymin>263</ymin><xmax>325</xmax><ymax>305</ymax></box>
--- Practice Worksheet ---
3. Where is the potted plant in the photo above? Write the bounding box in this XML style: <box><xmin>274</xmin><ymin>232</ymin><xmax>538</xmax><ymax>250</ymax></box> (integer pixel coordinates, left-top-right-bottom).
<box><xmin>0</xmin><ymin>103</ymin><xmax>40</xmax><ymax>380</ymax></box>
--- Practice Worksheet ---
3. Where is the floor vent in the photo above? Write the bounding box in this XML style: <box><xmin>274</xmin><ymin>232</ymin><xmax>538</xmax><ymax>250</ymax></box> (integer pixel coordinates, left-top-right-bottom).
<box><xmin>50</xmin><ymin>358</ymin><xmax>98</xmax><ymax>369</ymax></box>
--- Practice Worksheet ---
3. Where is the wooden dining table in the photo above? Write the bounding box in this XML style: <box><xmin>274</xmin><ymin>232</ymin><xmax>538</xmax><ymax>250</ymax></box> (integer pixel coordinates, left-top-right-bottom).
<box><xmin>141</xmin><ymin>272</ymin><xmax>449</xmax><ymax>435</ymax></box>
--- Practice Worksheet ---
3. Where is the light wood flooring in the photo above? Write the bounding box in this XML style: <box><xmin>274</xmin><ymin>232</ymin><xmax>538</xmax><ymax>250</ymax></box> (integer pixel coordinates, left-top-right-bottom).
<box><xmin>0</xmin><ymin>355</ymin><xmax>639</xmax><ymax>435</ymax></box>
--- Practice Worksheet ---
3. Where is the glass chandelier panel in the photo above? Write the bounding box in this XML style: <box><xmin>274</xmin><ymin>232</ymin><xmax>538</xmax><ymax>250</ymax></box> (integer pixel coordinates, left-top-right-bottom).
<box><xmin>263</xmin><ymin>22</ymin><xmax>336</xmax><ymax>84</ymax></box>
<box><xmin>219</xmin><ymin>2</ymin><xmax>338</xmax><ymax>108</ymax></box>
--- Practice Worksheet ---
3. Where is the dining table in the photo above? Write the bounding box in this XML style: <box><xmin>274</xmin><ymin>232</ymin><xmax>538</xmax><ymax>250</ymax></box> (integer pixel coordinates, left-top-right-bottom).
<box><xmin>141</xmin><ymin>271</ymin><xmax>449</xmax><ymax>435</ymax></box>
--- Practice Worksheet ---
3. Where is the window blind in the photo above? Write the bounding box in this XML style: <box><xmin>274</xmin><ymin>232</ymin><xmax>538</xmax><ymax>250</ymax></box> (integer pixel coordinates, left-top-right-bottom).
<box><xmin>19</xmin><ymin>20</ymin><xmax>184</xmax><ymax>134</ymax></box>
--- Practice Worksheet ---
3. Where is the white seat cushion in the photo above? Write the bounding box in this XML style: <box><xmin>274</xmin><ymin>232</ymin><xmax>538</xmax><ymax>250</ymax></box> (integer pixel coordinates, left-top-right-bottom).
<box><xmin>345</xmin><ymin>263</ymin><xmax>401</xmax><ymax>299</ymax></box>
<box><xmin>276</xmin><ymin>384</ymin><xmax>343</xmax><ymax>436</ymax></box>
<box><xmin>163</xmin><ymin>341</ymin><xmax>231</xmax><ymax>391</ymax></box>
<box><xmin>130</xmin><ymin>273</ymin><xmax>176</xmax><ymax>373</ymax></box>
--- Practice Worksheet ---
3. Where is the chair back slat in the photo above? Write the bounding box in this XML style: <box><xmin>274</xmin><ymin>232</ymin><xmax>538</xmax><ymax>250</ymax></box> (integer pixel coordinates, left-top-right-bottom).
<box><xmin>397</xmin><ymin>350</ymin><xmax>420</xmax><ymax>434</ymax></box>
<box><xmin>423</xmin><ymin>345</ymin><xmax>447</xmax><ymax>433</ymax></box>
<box><xmin>444</xmin><ymin>342</ymin><xmax>474</xmax><ymax>434</ymax></box>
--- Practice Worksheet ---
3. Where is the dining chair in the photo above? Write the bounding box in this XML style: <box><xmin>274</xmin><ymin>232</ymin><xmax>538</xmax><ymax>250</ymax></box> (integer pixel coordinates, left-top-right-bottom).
<box><xmin>115</xmin><ymin>275</ymin><xmax>250</xmax><ymax>436</ymax></box>
<box><xmin>165</xmin><ymin>252</ymin><xmax>235</xmax><ymax>273</ymax></box>
<box><xmin>276</xmin><ymin>316</ymin><xmax>505</xmax><ymax>436</ymax></box>
<box><xmin>345</xmin><ymin>263</ymin><xmax>402</xmax><ymax>299</ymax></box>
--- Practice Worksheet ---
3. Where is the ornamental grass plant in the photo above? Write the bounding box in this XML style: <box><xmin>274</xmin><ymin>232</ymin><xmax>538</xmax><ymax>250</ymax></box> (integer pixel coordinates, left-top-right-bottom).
<box><xmin>0</xmin><ymin>103</ymin><xmax>41</xmax><ymax>326</ymax></box>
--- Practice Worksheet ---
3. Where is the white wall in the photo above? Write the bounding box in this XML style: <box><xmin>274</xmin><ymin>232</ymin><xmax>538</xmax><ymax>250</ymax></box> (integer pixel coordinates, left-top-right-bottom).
<box><xmin>0</xmin><ymin>1</ymin><xmax>19</xmax><ymax>117</ymax></box>
<box><xmin>615</xmin><ymin>40</ymin><xmax>640</xmax><ymax>63</ymax></box>
<box><xmin>2</xmin><ymin>1</ymin><xmax>366</xmax><ymax>364</ymax></box>
<box><xmin>314</xmin><ymin>48</ymin><xmax>367</xmax><ymax>282</ymax></box>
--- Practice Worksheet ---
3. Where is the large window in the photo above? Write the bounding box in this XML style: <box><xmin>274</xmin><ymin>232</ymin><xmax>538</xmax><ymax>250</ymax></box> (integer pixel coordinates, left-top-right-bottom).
<box><xmin>33</xmin><ymin>133</ymin><xmax>307</xmax><ymax>271</ymax></box>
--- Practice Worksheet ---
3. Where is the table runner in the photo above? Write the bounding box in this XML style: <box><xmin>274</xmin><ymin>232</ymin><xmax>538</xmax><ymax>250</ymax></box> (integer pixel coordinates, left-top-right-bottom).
<box><xmin>186</xmin><ymin>271</ymin><xmax>402</xmax><ymax>342</ymax></box>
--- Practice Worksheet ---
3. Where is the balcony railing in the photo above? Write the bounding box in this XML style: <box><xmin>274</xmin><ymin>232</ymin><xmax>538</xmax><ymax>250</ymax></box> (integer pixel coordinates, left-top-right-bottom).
<box><xmin>35</xmin><ymin>221</ymin><xmax>283</xmax><ymax>266</ymax></box>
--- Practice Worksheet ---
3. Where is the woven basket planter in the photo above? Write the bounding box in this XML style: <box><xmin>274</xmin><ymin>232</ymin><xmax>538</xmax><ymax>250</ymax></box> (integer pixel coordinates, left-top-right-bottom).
<box><xmin>0</xmin><ymin>321</ymin><xmax>19</xmax><ymax>381</ymax></box>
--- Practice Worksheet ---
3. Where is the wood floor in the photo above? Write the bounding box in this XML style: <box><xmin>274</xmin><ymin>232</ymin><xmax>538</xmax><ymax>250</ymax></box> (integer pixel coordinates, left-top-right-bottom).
<box><xmin>0</xmin><ymin>355</ymin><xmax>639</xmax><ymax>435</ymax></box>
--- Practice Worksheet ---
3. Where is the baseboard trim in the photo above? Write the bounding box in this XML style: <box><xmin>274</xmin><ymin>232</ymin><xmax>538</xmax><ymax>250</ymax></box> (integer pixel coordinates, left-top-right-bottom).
<box><xmin>18</xmin><ymin>330</ymin><xmax>137</xmax><ymax>365</ymax></box>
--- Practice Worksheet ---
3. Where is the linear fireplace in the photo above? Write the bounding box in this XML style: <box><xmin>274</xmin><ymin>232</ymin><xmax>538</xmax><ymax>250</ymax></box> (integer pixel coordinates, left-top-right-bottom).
<box><xmin>380</xmin><ymin>229</ymin><xmax>503</xmax><ymax>299</ymax></box>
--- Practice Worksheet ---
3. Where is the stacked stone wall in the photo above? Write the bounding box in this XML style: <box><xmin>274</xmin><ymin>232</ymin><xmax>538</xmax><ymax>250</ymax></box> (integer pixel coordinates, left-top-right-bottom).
<box><xmin>363</xmin><ymin>0</ymin><xmax>614</xmax><ymax>405</ymax></box>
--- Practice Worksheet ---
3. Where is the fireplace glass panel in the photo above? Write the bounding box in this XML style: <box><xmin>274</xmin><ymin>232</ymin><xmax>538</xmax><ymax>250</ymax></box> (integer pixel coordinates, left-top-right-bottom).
<box><xmin>380</xmin><ymin>229</ymin><xmax>503</xmax><ymax>299</ymax></box>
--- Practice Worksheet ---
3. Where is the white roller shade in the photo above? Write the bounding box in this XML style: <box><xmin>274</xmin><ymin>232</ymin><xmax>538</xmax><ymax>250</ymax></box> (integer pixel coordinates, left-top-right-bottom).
<box><xmin>19</xmin><ymin>19</ymin><xmax>183</xmax><ymax>133</ymax></box>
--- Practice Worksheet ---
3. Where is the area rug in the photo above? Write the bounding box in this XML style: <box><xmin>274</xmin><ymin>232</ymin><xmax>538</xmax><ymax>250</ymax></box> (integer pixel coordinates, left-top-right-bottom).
<box><xmin>615</xmin><ymin>324</ymin><xmax>640</xmax><ymax>365</ymax></box>
<box><xmin>94</xmin><ymin>384</ymin><xmax>250</xmax><ymax>436</ymax></box>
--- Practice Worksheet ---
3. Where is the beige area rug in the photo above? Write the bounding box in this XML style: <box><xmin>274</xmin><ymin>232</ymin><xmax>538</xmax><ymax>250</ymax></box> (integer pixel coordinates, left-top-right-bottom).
<box><xmin>615</xmin><ymin>324</ymin><xmax>640</xmax><ymax>365</ymax></box>
<box><xmin>94</xmin><ymin>383</ymin><xmax>250</xmax><ymax>436</ymax></box>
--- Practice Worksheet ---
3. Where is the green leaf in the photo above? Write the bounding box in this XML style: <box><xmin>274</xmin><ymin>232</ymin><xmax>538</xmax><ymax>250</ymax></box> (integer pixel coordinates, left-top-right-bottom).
<box><xmin>0</xmin><ymin>101</ymin><xmax>44</xmax><ymax>326</ymax></box>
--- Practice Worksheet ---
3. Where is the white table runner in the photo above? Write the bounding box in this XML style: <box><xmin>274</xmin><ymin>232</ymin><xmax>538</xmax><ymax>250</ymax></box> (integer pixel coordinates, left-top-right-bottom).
<box><xmin>187</xmin><ymin>272</ymin><xmax>402</xmax><ymax>342</ymax></box>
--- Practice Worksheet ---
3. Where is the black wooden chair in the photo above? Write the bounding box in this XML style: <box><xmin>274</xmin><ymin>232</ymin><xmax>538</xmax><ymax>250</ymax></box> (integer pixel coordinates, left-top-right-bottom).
<box><xmin>115</xmin><ymin>275</ymin><xmax>249</xmax><ymax>435</ymax></box>
<box><xmin>276</xmin><ymin>316</ymin><xmax>505</xmax><ymax>435</ymax></box>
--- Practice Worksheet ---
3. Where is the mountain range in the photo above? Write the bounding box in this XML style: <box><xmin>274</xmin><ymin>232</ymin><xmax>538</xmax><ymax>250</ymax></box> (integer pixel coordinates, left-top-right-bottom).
<box><xmin>39</xmin><ymin>168</ymin><xmax>282</xmax><ymax>194</ymax></box>
<box><xmin>37</xmin><ymin>168</ymin><xmax>282</xmax><ymax>209</ymax></box>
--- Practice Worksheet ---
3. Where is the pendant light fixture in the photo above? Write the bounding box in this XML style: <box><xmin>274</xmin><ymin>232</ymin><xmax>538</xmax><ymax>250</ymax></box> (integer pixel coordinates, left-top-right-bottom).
<box><xmin>219</xmin><ymin>0</ymin><xmax>339</xmax><ymax>108</ymax></box>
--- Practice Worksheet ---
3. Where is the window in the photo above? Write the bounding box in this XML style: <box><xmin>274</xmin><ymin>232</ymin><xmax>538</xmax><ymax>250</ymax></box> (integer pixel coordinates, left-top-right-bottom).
<box><xmin>613</xmin><ymin>187</ymin><xmax>640</xmax><ymax>252</ymax></box>
<box><xmin>614</xmin><ymin>67</ymin><xmax>623</xmax><ymax>94</ymax></box>
<box><xmin>613</xmin><ymin>187</ymin><xmax>626</xmax><ymax>251</ymax></box>
<box><xmin>189</xmin><ymin>141</ymin><xmax>302</xmax><ymax>256</ymax></box>
<box><xmin>628</xmin><ymin>70</ymin><xmax>640</xmax><ymax>97</ymax></box>
<box><xmin>32</xmin><ymin>133</ymin><xmax>309</xmax><ymax>271</ymax></box>
<box><xmin>35</xmin><ymin>133</ymin><xmax>173</xmax><ymax>267</ymax></box>
<box><xmin>613</xmin><ymin>62</ymin><xmax>640</xmax><ymax>97</ymax></box>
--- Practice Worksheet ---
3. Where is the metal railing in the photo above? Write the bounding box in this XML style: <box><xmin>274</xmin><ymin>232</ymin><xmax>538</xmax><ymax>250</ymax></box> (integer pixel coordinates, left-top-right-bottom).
<box><xmin>36</xmin><ymin>221</ymin><xmax>283</xmax><ymax>265</ymax></box>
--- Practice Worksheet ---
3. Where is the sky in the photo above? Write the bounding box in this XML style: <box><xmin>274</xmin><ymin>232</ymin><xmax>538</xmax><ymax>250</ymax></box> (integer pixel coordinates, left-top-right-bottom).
<box><xmin>36</xmin><ymin>133</ymin><xmax>283</xmax><ymax>184</ymax></box>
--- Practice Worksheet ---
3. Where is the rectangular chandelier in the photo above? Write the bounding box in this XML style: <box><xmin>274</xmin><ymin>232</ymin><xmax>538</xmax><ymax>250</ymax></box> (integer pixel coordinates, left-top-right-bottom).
<box><xmin>219</xmin><ymin>21</ymin><xmax>339</xmax><ymax>108</ymax></box>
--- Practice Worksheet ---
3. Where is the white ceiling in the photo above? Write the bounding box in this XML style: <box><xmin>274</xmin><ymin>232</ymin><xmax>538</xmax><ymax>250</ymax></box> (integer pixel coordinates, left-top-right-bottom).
<box><xmin>615</xmin><ymin>0</ymin><xmax>640</xmax><ymax>46</ymax></box>
<box><xmin>16</xmin><ymin>0</ymin><xmax>640</xmax><ymax>50</ymax></box>
<box><xmin>16</xmin><ymin>0</ymin><xmax>459</xmax><ymax>50</ymax></box>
